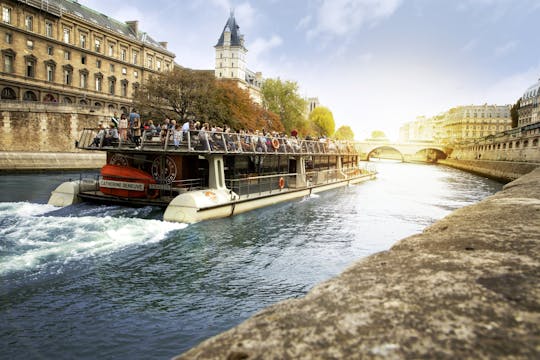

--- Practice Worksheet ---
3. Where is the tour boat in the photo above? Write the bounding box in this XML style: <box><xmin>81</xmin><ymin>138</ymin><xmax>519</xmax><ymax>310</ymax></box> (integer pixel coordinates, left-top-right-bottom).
<box><xmin>48</xmin><ymin>128</ymin><xmax>376</xmax><ymax>223</ymax></box>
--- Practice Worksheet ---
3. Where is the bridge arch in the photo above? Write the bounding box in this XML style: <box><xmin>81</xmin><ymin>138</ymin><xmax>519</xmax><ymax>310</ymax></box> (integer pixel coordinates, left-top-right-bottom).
<box><xmin>413</xmin><ymin>147</ymin><xmax>448</xmax><ymax>162</ymax></box>
<box><xmin>366</xmin><ymin>146</ymin><xmax>404</xmax><ymax>162</ymax></box>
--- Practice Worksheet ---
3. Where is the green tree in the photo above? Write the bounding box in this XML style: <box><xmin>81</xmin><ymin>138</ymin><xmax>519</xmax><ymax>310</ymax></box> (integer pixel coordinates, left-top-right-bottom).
<box><xmin>261</xmin><ymin>78</ymin><xmax>307</xmax><ymax>134</ymax></box>
<box><xmin>510</xmin><ymin>98</ymin><xmax>521</xmax><ymax>128</ymax></box>
<box><xmin>133</xmin><ymin>67</ymin><xmax>216</xmax><ymax>121</ymax></box>
<box><xmin>309</xmin><ymin>106</ymin><xmax>335</xmax><ymax>137</ymax></box>
<box><xmin>370</xmin><ymin>130</ymin><xmax>387</xmax><ymax>139</ymax></box>
<box><xmin>334</xmin><ymin>125</ymin><xmax>355</xmax><ymax>140</ymax></box>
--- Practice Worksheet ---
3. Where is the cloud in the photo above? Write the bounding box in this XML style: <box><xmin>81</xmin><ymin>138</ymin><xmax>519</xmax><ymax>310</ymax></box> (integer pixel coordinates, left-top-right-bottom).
<box><xmin>249</xmin><ymin>35</ymin><xmax>283</xmax><ymax>63</ymax></box>
<box><xmin>309</xmin><ymin>0</ymin><xmax>402</xmax><ymax>37</ymax></box>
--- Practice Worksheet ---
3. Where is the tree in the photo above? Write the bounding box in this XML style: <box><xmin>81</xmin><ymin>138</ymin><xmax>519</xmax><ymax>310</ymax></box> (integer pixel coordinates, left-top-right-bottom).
<box><xmin>133</xmin><ymin>67</ymin><xmax>216</xmax><ymax>121</ymax></box>
<box><xmin>334</xmin><ymin>125</ymin><xmax>355</xmax><ymax>140</ymax></box>
<box><xmin>212</xmin><ymin>80</ymin><xmax>283</xmax><ymax>132</ymax></box>
<box><xmin>369</xmin><ymin>130</ymin><xmax>388</xmax><ymax>141</ymax></box>
<box><xmin>309</xmin><ymin>106</ymin><xmax>335</xmax><ymax>137</ymax></box>
<box><xmin>261</xmin><ymin>78</ymin><xmax>307</xmax><ymax>134</ymax></box>
<box><xmin>510</xmin><ymin>98</ymin><xmax>521</xmax><ymax>128</ymax></box>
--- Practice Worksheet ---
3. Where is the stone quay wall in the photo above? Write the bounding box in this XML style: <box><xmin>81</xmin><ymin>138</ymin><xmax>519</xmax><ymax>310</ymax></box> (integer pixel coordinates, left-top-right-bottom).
<box><xmin>439</xmin><ymin>158</ymin><xmax>540</xmax><ymax>182</ymax></box>
<box><xmin>175</xmin><ymin>168</ymin><xmax>540</xmax><ymax>359</ymax></box>
<box><xmin>0</xmin><ymin>103</ymin><xmax>111</xmax><ymax>171</ymax></box>
<box><xmin>0</xmin><ymin>102</ymin><xmax>111</xmax><ymax>153</ymax></box>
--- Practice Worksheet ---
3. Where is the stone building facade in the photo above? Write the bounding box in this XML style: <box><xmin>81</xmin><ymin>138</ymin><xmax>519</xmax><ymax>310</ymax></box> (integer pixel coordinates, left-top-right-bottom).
<box><xmin>440</xmin><ymin>104</ymin><xmax>512</xmax><ymax>145</ymax></box>
<box><xmin>214</xmin><ymin>11</ymin><xmax>262</xmax><ymax>103</ymax></box>
<box><xmin>0</xmin><ymin>0</ymin><xmax>175</xmax><ymax>114</ymax></box>
<box><xmin>518</xmin><ymin>78</ymin><xmax>540</xmax><ymax>127</ymax></box>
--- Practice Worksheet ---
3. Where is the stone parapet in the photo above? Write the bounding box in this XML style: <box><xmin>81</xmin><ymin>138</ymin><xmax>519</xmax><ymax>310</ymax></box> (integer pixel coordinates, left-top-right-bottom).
<box><xmin>0</xmin><ymin>152</ymin><xmax>105</xmax><ymax>171</ymax></box>
<box><xmin>175</xmin><ymin>168</ymin><xmax>540</xmax><ymax>359</ymax></box>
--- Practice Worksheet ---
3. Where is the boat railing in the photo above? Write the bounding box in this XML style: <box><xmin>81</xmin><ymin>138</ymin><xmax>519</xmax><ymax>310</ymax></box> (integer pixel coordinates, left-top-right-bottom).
<box><xmin>226</xmin><ymin>173</ymin><xmax>297</xmax><ymax>198</ymax></box>
<box><xmin>77</xmin><ymin>127</ymin><xmax>361</xmax><ymax>156</ymax></box>
<box><xmin>226</xmin><ymin>165</ymin><xmax>372</xmax><ymax>199</ymax></box>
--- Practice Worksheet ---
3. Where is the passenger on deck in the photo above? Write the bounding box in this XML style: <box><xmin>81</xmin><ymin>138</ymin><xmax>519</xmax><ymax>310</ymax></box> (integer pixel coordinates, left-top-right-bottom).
<box><xmin>198</xmin><ymin>123</ymin><xmax>212</xmax><ymax>150</ymax></box>
<box><xmin>103</xmin><ymin>123</ymin><xmax>119</xmax><ymax>147</ymax></box>
<box><xmin>173</xmin><ymin>124</ymin><xmax>182</xmax><ymax>149</ymax></box>
<box><xmin>91</xmin><ymin>123</ymin><xmax>106</xmax><ymax>147</ymax></box>
<box><xmin>119</xmin><ymin>113</ymin><xmax>128</xmax><ymax>141</ymax></box>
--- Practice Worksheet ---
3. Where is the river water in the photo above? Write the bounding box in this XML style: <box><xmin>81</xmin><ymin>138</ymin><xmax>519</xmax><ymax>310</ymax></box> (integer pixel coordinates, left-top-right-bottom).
<box><xmin>0</xmin><ymin>162</ymin><xmax>502</xmax><ymax>359</ymax></box>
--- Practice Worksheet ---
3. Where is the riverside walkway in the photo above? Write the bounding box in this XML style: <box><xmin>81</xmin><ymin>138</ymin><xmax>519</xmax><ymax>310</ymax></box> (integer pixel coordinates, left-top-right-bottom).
<box><xmin>175</xmin><ymin>168</ymin><xmax>540</xmax><ymax>359</ymax></box>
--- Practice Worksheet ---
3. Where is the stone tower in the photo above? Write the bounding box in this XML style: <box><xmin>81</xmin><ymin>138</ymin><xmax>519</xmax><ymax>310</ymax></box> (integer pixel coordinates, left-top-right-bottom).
<box><xmin>214</xmin><ymin>11</ymin><xmax>247</xmax><ymax>83</ymax></box>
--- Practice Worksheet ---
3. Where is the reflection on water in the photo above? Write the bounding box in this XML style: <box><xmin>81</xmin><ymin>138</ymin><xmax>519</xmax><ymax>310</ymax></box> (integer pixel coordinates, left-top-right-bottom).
<box><xmin>0</xmin><ymin>163</ymin><xmax>502</xmax><ymax>359</ymax></box>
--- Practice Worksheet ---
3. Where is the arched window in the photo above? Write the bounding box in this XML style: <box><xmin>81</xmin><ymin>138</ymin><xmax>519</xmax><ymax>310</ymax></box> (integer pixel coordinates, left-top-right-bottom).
<box><xmin>43</xmin><ymin>93</ymin><xmax>56</xmax><ymax>102</ymax></box>
<box><xmin>63</xmin><ymin>97</ymin><xmax>73</xmax><ymax>104</ymax></box>
<box><xmin>23</xmin><ymin>90</ymin><xmax>37</xmax><ymax>101</ymax></box>
<box><xmin>1</xmin><ymin>87</ymin><xmax>16</xmax><ymax>100</ymax></box>
<box><xmin>80</xmin><ymin>99</ymin><xmax>88</xmax><ymax>105</ymax></box>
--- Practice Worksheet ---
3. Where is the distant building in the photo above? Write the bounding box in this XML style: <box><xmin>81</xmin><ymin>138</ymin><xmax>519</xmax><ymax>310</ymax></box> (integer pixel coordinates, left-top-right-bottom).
<box><xmin>214</xmin><ymin>11</ymin><xmax>262</xmax><ymax>103</ymax></box>
<box><xmin>518</xmin><ymin>78</ymin><xmax>540</xmax><ymax>127</ymax></box>
<box><xmin>0</xmin><ymin>0</ymin><xmax>175</xmax><ymax>113</ymax></box>
<box><xmin>440</xmin><ymin>104</ymin><xmax>512</xmax><ymax>145</ymax></box>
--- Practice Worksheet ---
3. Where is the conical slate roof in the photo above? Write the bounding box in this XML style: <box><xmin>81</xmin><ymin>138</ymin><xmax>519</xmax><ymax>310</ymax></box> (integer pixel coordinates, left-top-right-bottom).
<box><xmin>215</xmin><ymin>12</ymin><xmax>244</xmax><ymax>47</ymax></box>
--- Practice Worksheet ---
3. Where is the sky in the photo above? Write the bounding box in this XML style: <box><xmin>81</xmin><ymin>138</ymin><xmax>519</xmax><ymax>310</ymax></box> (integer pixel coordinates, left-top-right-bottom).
<box><xmin>81</xmin><ymin>0</ymin><xmax>540</xmax><ymax>140</ymax></box>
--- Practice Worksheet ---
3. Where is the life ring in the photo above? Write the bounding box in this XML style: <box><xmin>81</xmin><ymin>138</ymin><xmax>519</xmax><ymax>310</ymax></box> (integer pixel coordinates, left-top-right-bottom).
<box><xmin>146</xmin><ymin>188</ymin><xmax>160</xmax><ymax>199</ymax></box>
<box><xmin>278</xmin><ymin>177</ymin><xmax>285</xmax><ymax>189</ymax></box>
<box><xmin>272</xmin><ymin>138</ymin><xmax>280</xmax><ymax>150</ymax></box>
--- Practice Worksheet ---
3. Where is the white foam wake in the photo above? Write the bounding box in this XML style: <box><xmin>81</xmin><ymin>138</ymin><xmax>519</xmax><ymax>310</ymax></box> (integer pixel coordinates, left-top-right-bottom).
<box><xmin>0</xmin><ymin>202</ymin><xmax>187</xmax><ymax>275</ymax></box>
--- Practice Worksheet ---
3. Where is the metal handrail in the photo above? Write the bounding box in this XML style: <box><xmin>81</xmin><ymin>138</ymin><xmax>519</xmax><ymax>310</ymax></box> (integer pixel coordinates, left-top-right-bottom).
<box><xmin>79</xmin><ymin>127</ymin><xmax>361</xmax><ymax>156</ymax></box>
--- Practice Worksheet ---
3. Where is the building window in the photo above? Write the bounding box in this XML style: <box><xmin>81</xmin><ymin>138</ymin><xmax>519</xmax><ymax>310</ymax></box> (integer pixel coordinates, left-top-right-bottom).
<box><xmin>95</xmin><ymin>74</ymin><xmax>103</xmax><ymax>92</ymax></box>
<box><xmin>80</xmin><ymin>33</ymin><xmax>87</xmax><ymax>48</ymax></box>
<box><xmin>5</xmin><ymin>32</ymin><xmax>12</xmax><ymax>44</ymax></box>
<box><xmin>81</xmin><ymin>55</ymin><xmax>86</xmax><ymax>65</ymax></box>
<box><xmin>2</xmin><ymin>49</ymin><xmax>15</xmax><ymax>73</ymax></box>
<box><xmin>64</xmin><ymin>50</ymin><xmax>70</xmax><ymax>60</ymax></box>
<box><xmin>63</xmin><ymin>65</ymin><xmax>73</xmax><ymax>85</ymax></box>
<box><xmin>108</xmin><ymin>76</ymin><xmax>116</xmax><ymax>95</ymax></box>
<box><xmin>121</xmin><ymin>67</ymin><xmax>127</xmax><ymax>75</ymax></box>
<box><xmin>47</xmin><ymin>46</ymin><xmax>54</xmax><ymax>56</ymax></box>
<box><xmin>44</xmin><ymin>60</ymin><xmax>56</xmax><ymax>82</ymax></box>
<box><xmin>96</xmin><ymin>59</ymin><xmax>101</xmax><ymax>68</ymax></box>
<box><xmin>120</xmin><ymin>48</ymin><xmax>127</xmax><ymax>61</ymax></box>
<box><xmin>110</xmin><ymin>64</ymin><xmax>114</xmax><ymax>72</ymax></box>
<box><xmin>25</xmin><ymin>15</ymin><xmax>33</xmax><ymax>31</ymax></box>
<box><xmin>25</xmin><ymin>55</ymin><xmax>36</xmax><ymax>78</ymax></box>
<box><xmin>95</xmin><ymin>38</ymin><xmax>101</xmax><ymax>52</ymax></box>
<box><xmin>156</xmin><ymin>60</ymin><xmax>161</xmax><ymax>71</ymax></box>
<box><xmin>45</xmin><ymin>22</ymin><xmax>53</xmax><ymax>37</ymax></box>
<box><xmin>2</xmin><ymin>7</ymin><xmax>11</xmax><ymax>24</ymax></box>
<box><xmin>132</xmin><ymin>50</ymin><xmax>138</xmax><ymax>65</ymax></box>
<box><xmin>80</xmin><ymin>70</ymin><xmax>88</xmax><ymax>89</ymax></box>
<box><xmin>134</xmin><ymin>70</ymin><xmax>138</xmax><ymax>78</ymax></box>
<box><xmin>63</xmin><ymin>27</ymin><xmax>70</xmax><ymax>43</ymax></box>
<box><xmin>26</xmin><ymin>39</ymin><xmax>34</xmax><ymax>50</ymax></box>
<box><xmin>121</xmin><ymin>80</ymin><xmax>128</xmax><ymax>97</ymax></box>
<box><xmin>108</xmin><ymin>43</ymin><xmax>114</xmax><ymax>57</ymax></box>
<box><xmin>147</xmin><ymin>55</ymin><xmax>153</xmax><ymax>69</ymax></box>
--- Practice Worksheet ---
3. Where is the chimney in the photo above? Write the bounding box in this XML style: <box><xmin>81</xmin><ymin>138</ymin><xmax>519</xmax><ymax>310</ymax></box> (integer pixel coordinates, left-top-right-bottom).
<box><xmin>159</xmin><ymin>42</ymin><xmax>168</xmax><ymax>49</ymax></box>
<box><xmin>125</xmin><ymin>21</ymin><xmax>139</xmax><ymax>35</ymax></box>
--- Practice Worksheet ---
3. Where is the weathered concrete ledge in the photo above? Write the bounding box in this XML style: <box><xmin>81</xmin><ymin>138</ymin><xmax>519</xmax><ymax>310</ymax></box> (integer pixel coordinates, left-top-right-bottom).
<box><xmin>0</xmin><ymin>151</ymin><xmax>105</xmax><ymax>171</ymax></box>
<box><xmin>176</xmin><ymin>169</ymin><xmax>540</xmax><ymax>359</ymax></box>
<box><xmin>439</xmin><ymin>158</ymin><xmax>540</xmax><ymax>182</ymax></box>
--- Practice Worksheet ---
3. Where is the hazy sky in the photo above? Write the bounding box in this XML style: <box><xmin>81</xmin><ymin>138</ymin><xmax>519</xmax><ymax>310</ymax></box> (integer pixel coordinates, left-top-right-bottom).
<box><xmin>82</xmin><ymin>0</ymin><xmax>540</xmax><ymax>140</ymax></box>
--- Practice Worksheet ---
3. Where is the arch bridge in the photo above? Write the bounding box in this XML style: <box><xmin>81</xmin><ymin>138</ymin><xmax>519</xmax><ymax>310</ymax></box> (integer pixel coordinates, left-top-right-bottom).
<box><xmin>355</xmin><ymin>141</ymin><xmax>448</xmax><ymax>163</ymax></box>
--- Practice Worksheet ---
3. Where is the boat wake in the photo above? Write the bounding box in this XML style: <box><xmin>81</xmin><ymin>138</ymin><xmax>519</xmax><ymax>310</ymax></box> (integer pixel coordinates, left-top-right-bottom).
<box><xmin>0</xmin><ymin>202</ymin><xmax>187</xmax><ymax>276</ymax></box>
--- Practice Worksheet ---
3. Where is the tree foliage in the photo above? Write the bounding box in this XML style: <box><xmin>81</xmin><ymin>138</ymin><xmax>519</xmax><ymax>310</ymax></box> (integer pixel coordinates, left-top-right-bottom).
<box><xmin>334</xmin><ymin>125</ymin><xmax>355</xmax><ymax>140</ymax></box>
<box><xmin>212</xmin><ymin>80</ymin><xmax>283</xmax><ymax>132</ymax></box>
<box><xmin>309</xmin><ymin>106</ymin><xmax>335</xmax><ymax>137</ymax></box>
<box><xmin>261</xmin><ymin>78</ymin><xmax>307</xmax><ymax>134</ymax></box>
<box><xmin>370</xmin><ymin>130</ymin><xmax>387</xmax><ymax>139</ymax></box>
<box><xmin>133</xmin><ymin>68</ymin><xmax>283</xmax><ymax>132</ymax></box>
<box><xmin>133</xmin><ymin>67</ymin><xmax>216</xmax><ymax>121</ymax></box>
<box><xmin>510</xmin><ymin>98</ymin><xmax>521</xmax><ymax>128</ymax></box>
